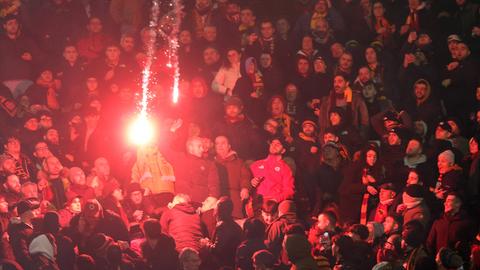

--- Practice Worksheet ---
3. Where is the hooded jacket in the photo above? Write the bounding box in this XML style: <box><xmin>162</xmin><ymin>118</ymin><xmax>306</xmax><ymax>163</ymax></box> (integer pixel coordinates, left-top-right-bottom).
<box><xmin>29</xmin><ymin>234</ymin><xmax>60</xmax><ymax>270</ymax></box>
<box><xmin>284</xmin><ymin>234</ymin><xmax>319</xmax><ymax>270</ymax></box>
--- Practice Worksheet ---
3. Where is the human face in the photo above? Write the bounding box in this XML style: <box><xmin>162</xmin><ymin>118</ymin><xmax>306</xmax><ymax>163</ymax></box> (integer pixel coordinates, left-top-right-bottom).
<box><xmin>225</xmin><ymin>104</ymin><xmax>241</xmax><ymax>118</ymax></box>
<box><xmin>316</xmin><ymin>213</ymin><xmax>331</xmax><ymax>231</ymax></box>
<box><xmin>297</xmin><ymin>59</ymin><xmax>310</xmax><ymax>75</ymax></box>
<box><xmin>302</xmin><ymin>36</ymin><xmax>313</xmax><ymax>51</ymax></box>
<box><xmin>203</xmin><ymin>26</ymin><xmax>217</xmax><ymax>42</ymax></box>
<box><xmin>264</xmin><ymin>119</ymin><xmax>279</xmax><ymax>134</ymax></box>
<box><xmin>358</xmin><ymin>67</ymin><xmax>371</xmax><ymax>83</ymax></box>
<box><xmin>383</xmin><ymin>216</ymin><xmax>397</xmax><ymax>235</ymax></box>
<box><xmin>456</xmin><ymin>43</ymin><xmax>470</xmax><ymax>60</ymax></box>
<box><xmin>302</xmin><ymin>123</ymin><xmax>315</xmax><ymax>136</ymax></box>
<box><xmin>435</xmin><ymin>126</ymin><xmax>451</xmax><ymax>140</ymax></box>
<box><xmin>24</xmin><ymin>118</ymin><xmax>39</xmax><ymax>131</ymax></box>
<box><xmin>447</xmin><ymin>120</ymin><xmax>459</xmax><ymax>135</ymax></box>
<box><xmin>269</xmin><ymin>139</ymin><xmax>285</xmax><ymax>155</ymax></box>
<box><xmin>6</xmin><ymin>175</ymin><xmax>21</xmax><ymax>193</ymax></box>
<box><xmin>188</xmin><ymin>138</ymin><xmax>204</xmax><ymax>158</ymax></box>
<box><xmin>329</xmin><ymin>112</ymin><xmax>341</xmax><ymax>126</ymax></box>
<box><xmin>86</xmin><ymin>77</ymin><xmax>98</xmax><ymax>91</ymax></box>
<box><xmin>70</xmin><ymin>197</ymin><xmax>82</xmax><ymax>213</ymax></box>
<box><xmin>314</xmin><ymin>59</ymin><xmax>327</xmax><ymax>73</ymax></box>
<box><xmin>182</xmin><ymin>252</ymin><xmax>201</xmax><ymax>270</ymax></box>
<box><xmin>0</xmin><ymin>198</ymin><xmax>8</xmax><ymax>213</ymax></box>
<box><xmin>214</xmin><ymin>136</ymin><xmax>231</xmax><ymax>158</ymax></box>
<box><xmin>406</xmin><ymin>139</ymin><xmax>421</xmax><ymax>156</ymax></box>
<box><xmin>120</xmin><ymin>36</ymin><xmax>135</xmax><ymax>52</ymax></box>
<box><xmin>285</xmin><ymin>85</ymin><xmax>298</xmax><ymax>102</ymax></box>
<box><xmin>379</xmin><ymin>188</ymin><xmax>395</xmax><ymax>202</ymax></box>
<box><xmin>448</xmin><ymin>41</ymin><xmax>458</xmax><ymax>56</ymax></box>
<box><xmin>315</xmin><ymin>0</ymin><xmax>328</xmax><ymax>13</ymax></box>
<box><xmin>1</xmin><ymin>158</ymin><xmax>16</xmax><ymax>174</ymax></box>
<box><xmin>88</xmin><ymin>18</ymin><xmax>103</xmax><ymax>33</ymax></box>
<box><xmin>417</xmin><ymin>34</ymin><xmax>431</xmax><ymax>46</ymax></box>
<box><xmin>70</xmin><ymin>168</ymin><xmax>86</xmax><ymax>185</ymax></box>
<box><xmin>366</xmin><ymin>150</ymin><xmax>377</xmax><ymax>166</ymax></box>
<box><xmin>270</xmin><ymin>98</ymin><xmax>284</xmax><ymax>116</ymax></box>
<box><xmin>469</xmin><ymin>138</ymin><xmax>479</xmax><ymax>155</ymax></box>
<box><xmin>40</xmin><ymin>70</ymin><xmax>53</xmax><ymax>82</ymax></box>
<box><xmin>94</xmin><ymin>158</ymin><xmax>110</xmax><ymax>176</ymax></box>
<box><xmin>373</xmin><ymin>2</ymin><xmax>385</xmax><ymax>17</ymax></box>
<box><xmin>261</xmin><ymin>211</ymin><xmax>276</xmax><ymax>225</ymax></box>
<box><xmin>276</xmin><ymin>18</ymin><xmax>290</xmax><ymax>35</ymax></box>
<box><xmin>3</xmin><ymin>19</ymin><xmax>19</xmax><ymax>35</ymax></box>
<box><xmin>130</xmin><ymin>191</ymin><xmax>143</xmax><ymax>205</ymax></box>
<box><xmin>34</xmin><ymin>142</ymin><xmax>52</xmax><ymax>159</ymax></box>
<box><xmin>4</xmin><ymin>138</ymin><xmax>20</xmax><ymax>154</ymax></box>
<box><xmin>387</xmin><ymin>132</ymin><xmax>401</xmax><ymax>146</ymax></box>
<box><xmin>444</xmin><ymin>194</ymin><xmax>461</xmax><ymax>214</ymax></box>
<box><xmin>437</xmin><ymin>154</ymin><xmax>453</xmax><ymax>173</ymax></box>
<box><xmin>40</xmin><ymin>115</ymin><xmax>53</xmax><ymax>129</ymax></box>
<box><xmin>365</xmin><ymin>48</ymin><xmax>377</xmax><ymax>64</ymax></box>
<box><xmin>331</xmin><ymin>43</ymin><xmax>345</xmax><ymax>59</ymax></box>
<box><xmin>406</xmin><ymin>171</ymin><xmax>420</xmax><ymax>185</ymax></box>
<box><xmin>315</xmin><ymin>18</ymin><xmax>328</xmax><ymax>33</ymax></box>
<box><xmin>63</xmin><ymin>46</ymin><xmax>78</xmax><ymax>63</ymax></box>
<box><xmin>414</xmin><ymin>83</ymin><xmax>427</xmax><ymax>100</ymax></box>
<box><xmin>259</xmin><ymin>53</ymin><xmax>272</xmax><ymax>68</ymax></box>
<box><xmin>179</xmin><ymin>30</ymin><xmax>192</xmax><ymax>45</ymax></box>
<box><xmin>105</xmin><ymin>46</ymin><xmax>120</xmax><ymax>61</ymax></box>
<box><xmin>240</xmin><ymin>9</ymin><xmax>254</xmax><ymax>25</ymax></box>
<box><xmin>323</xmin><ymin>133</ymin><xmax>338</xmax><ymax>144</ymax></box>
<box><xmin>227</xmin><ymin>50</ymin><xmax>241</xmax><ymax>65</ymax></box>
<box><xmin>246</xmin><ymin>61</ymin><xmax>256</xmax><ymax>75</ymax></box>
<box><xmin>112</xmin><ymin>188</ymin><xmax>124</xmax><ymax>201</ymax></box>
<box><xmin>46</xmin><ymin>157</ymin><xmax>63</xmax><ymax>176</ymax></box>
<box><xmin>191</xmin><ymin>80</ymin><xmax>206</xmax><ymax>98</ymax></box>
<box><xmin>203</xmin><ymin>47</ymin><xmax>220</xmax><ymax>65</ymax></box>
<box><xmin>45</xmin><ymin>129</ymin><xmax>60</xmax><ymax>145</ymax></box>
<box><xmin>333</xmin><ymin>76</ymin><xmax>347</xmax><ymax>94</ymax></box>
<box><xmin>339</xmin><ymin>53</ymin><xmax>353</xmax><ymax>70</ymax></box>
<box><xmin>260</xmin><ymin>22</ymin><xmax>274</xmax><ymax>39</ymax></box>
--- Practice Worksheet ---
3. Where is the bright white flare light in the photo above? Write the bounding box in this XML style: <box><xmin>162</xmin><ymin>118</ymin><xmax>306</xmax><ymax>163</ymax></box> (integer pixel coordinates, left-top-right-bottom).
<box><xmin>128</xmin><ymin>115</ymin><xmax>155</xmax><ymax>146</ymax></box>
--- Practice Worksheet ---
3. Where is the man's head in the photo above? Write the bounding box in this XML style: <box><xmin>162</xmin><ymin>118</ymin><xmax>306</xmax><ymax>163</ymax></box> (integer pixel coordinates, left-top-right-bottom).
<box><xmin>4</xmin><ymin>136</ymin><xmax>21</xmax><ymax>155</ymax></box>
<box><xmin>301</xmin><ymin>120</ymin><xmax>317</xmax><ymax>137</ymax></box>
<box><xmin>126</xmin><ymin>183</ymin><xmax>144</xmax><ymax>205</ymax></box>
<box><xmin>3</xmin><ymin>16</ymin><xmax>19</xmax><ymax>36</ymax></box>
<box><xmin>87</xmin><ymin>17</ymin><xmax>103</xmax><ymax>34</ymax></box>
<box><xmin>214</xmin><ymin>136</ymin><xmax>232</xmax><ymax>158</ymax></box>
<box><xmin>435</xmin><ymin>122</ymin><xmax>452</xmax><ymax>140</ymax></box>
<box><xmin>333</xmin><ymin>75</ymin><xmax>348</xmax><ymax>94</ymax></box>
<box><xmin>186</xmin><ymin>137</ymin><xmax>204</xmax><ymax>158</ymax></box>
<box><xmin>269</xmin><ymin>96</ymin><xmax>285</xmax><ymax>116</ymax></box>
<box><xmin>68</xmin><ymin>196</ymin><xmax>82</xmax><ymax>213</ymax></box>
<box><xmin>0</xmin><ymin>195</ymin><xmax>8</xmax><ymax>214</ymax></box>
<box><xmin>387</xmin><ymin>130</ymin><xmax>402</xmax><ymax>146</ymax></box>
<box><xmin>44</xmin><ymin>128</ymin><xmax>60</xmax><ymax>145</ymax></box>
<box><xmin>358</xmin><ymin>67</ymin><xmax>371</xmax><ymax>83</ymax></box>
<box><xmin>179</xmin><ymin>248</ymin><xmax>202</xmax><ymax>270</ymax></box>
<box><xmin>63</xmin><ymin>45</ymin><xmax>78</xmax><ymax>63</ymax></box>
<box><xmin>338</xmin><ymin>52</ymin><xmax>353</xmax><ymax>71</ymax></box>
<box><xmin>379</xmin><ymin>183</ymin><xmax>396</xmax><ymax>203</ymax></box>
<box><xmin>313</xmin><ymin>57</ymin><xmax>327</xmax><ymax>73</ymax></box>
<box><xmin>261</xmin><ymin>199</ymin><xmax>278</xmax><ymax>225</ymax></box>
<box><xmin>252</xmin><ymin>249</ymin><xmax>275</xmax><ymax>270</ymax></box>
<box><xmin>43</xmin><ymin>156</ymin><xmax>63</xmax><ymax>177</ymax></box>
<box><xmin>405</xmin><ymin>138</ymin><xmax>422</xmax><ymax>157</ymax></box>
<box><xmin>296</xmin><ymin>57</ymin><xmax>310</xmax><ymax>75</ymax></box>
<box><xmin>203</xmin><ymin>25</ymin><xmax>217</xmax><ymax>42</ymax></box>
<box><xmin>23</xmin><ymin>115</ymin><xmax>39</xmax><ymax>131</ymax></box>
<box><xmin>317</xmin><ymin>211</ymin><xmax>336</xmax><ymax>232</ymax></box>
<box><xmin>69</xmin><ymin>167</ymin><xmax>86</xmax><ymax>186</ymax></box>
<box><xmin>263</xmin><ymin>119</ymin><xmax>279</xmax><ymax>135</ymax></box>
<box><xmin>105</xmin><ymin>45</ymin><xmax>121</xmax><ymax>62</ymax></box>
<box><xmin>315</xmin><ymin>0</ymin><xmax>329</xmax><ymax>13</ymax></box>
<box><xmin>455</xmin><ymin>42</ymin><xmax>470</xmax><ymax>60</ymax></box>
<box><xmin>120</xmin><ymin>33</ymin><xmax>135</xmax><ymax>52</ymax></box>
<box><xmin>276</xmin><ymin>18</ymin><xmax>290</xmax><ymax>36</ymax></box>
<box><xmin>0</xmin><ymin>155</ymin><xmax>16</xmax><ymax>174</ymax></box>
<box><xmin>444</xmin><ymin>193</ymin><xmax>462</xmax><ymax>215</ymax></box>
<box><xmin>16</xmin><ymin>199</ymin><xmax>40</xmax><ymax>221</ymax></box>
<box><xmin>259</xmin><ymin>53</ymin><xmax>273</xmax><ymax>69</ymax></box>
<box><xmin>330</xmin><ymin>42</ymin><xmax>345</xmax><ymax>59</ymax></box>
<box><xmin>4</xmin><ymin>174</ymin><xmax>21</xmax><ymax>194</ymax></box>
<box><xmin>202</xmin><ymin>46</ymin><xmax>220</xmax><ymax>65</ymax></box>
<box><xmin>240</xmin><ymin>8</ymin><xmax>255</xmax><ymax>26</ymax></box>
<box><xmin>21</xmin><ymin>181</ymin><xmax>38</xmax><ymax>199</ymax></box>
<box><xmin>94</xmin><ymin>157</ymin><xmax>110</xmax><ymax>177</ymax></box>
<box><xmin>260</xmin><ymin>20</ymin><xmax>275</xmax><ymax>39</ymax></box>
<box><xmin>39</xmin><ymin>112</ymin><xmax>53</xmax><ymax>129</ymax></box>
<box><xmin>323</xmin><ymin>130</ymin><xmax>339</xmax><ymax>144</ymax></box>
<box><xmin>383</xmin><ymin>215</ymin><xmax>400</xmax><ymax>235</ymax></box>
<box><xmin>414</xmin><ymin>79</ymin><xmax>429</xmax><ymax>101</ymax></box>
<box><xmin>285</xmin><ymin>84</ymin><xmax>298</xmax><ymax>102</ymax></box>
<box><xmin>365</xmin><ymin>47</ymin><xmax>378</xmax><ymax>64</ymax></box>
<box><xmin>268</xmin><ymin>138</ymin><xmax>286</xmax><ymax>156</ymax></box>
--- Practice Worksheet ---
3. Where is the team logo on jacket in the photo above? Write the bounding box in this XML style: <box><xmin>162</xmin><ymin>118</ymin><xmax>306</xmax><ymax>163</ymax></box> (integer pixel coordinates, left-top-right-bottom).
<box><xmin>200</xmin><ymin>166</ymin><xmax>205</xmax><ymax>171</ymax></box>
<box><xmin>258</xmin><ymin>165</ymin><xmax>265</xmax><ymax>169</ymax></box>
<box><xmin>274</xmin><ymin>166</ymin><xmax>280</xmax><ymax>172</ymax></box>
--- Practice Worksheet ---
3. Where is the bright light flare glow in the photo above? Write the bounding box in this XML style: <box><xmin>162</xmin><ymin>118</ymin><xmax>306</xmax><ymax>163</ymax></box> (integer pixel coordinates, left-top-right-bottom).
<box><xmin>128</xmin><ymin>115</ymin><xmax>155</xmax><ymax>146</ymax></box>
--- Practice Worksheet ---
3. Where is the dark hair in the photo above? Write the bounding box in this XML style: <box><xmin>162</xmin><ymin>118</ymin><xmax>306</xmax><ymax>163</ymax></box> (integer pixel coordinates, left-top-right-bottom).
<box><xmin>320</xmin><ymin>210</ymin><xmax>337</xmax><ymax>227</ymax></box>
<box><xmin>261</xmin><ymin>199</ymin><xmax>278</xmax><ymax>214</ymax></box>
<box><xmin>243</xmin><ymin>218</ymin><xmax>266</xmax><ymax>239</ymax></box>
<box><xmin>142</xmin><ymin>218</ymin><xmax>162</xmax><ymax>239</ymax></box>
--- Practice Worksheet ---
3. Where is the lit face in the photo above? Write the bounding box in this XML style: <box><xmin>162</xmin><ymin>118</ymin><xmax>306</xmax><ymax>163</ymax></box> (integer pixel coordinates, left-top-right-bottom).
<box><xmin>276</xmin><ymin>18</ymin><xmax>290</xmax><ymax>35</ymax></box>
<box><xmin>261</xmin><ymin>210</ymin><xmax>276</xmax><ymax>225</ymax></box>
<box><xmin>314</xmin><ymin>59</ymin><xmax>326</xmax><ymax>73</ymax></box>
<box><xmin>358</xmin><ymin>67</ymin><xmax>371</xmax><ymax>83</ymax></box>
<box><xmin>444</xmin><ymin>194</ymin><xmax>461</xmax><ymax>214</ymax></box>
<box><xmin>406</xmin><ymin>139</ymin><xmax>421</xmax><ymax>156</ymax></box>
<box><xmin>469</xmin><ymin>138</ymin><xmax>479</xmax><ymax>155</ymax></box>
<box><xmin>3</xmin><ymin>19</ymin><xmax>19</xmax><ymax>35</ymax></box>
<box><xmin>94</xmin><ymin>158</ymin><xmax>110</xmax><ymax>176</ymax></box>
<box><xmin>87</xmin><ymin>18</ymin><xmax>103</xmax><ymax>33</ymax></box>
<box><xmin>297</xmin><ymin>59</ymin><xmax>310</xmax><ymax>75</ymax></box>
<box><xmin>414</xmin><ymin>83</ymin><xmax>427</xmax><ymax>100</ymax></box>
<box><xmin>448</xmin><ymin>41</ymin><xmax>458</xmax><ymax>56</ymax></box>
<box><xmin>4</xmin><ymin>138</ymin><xmax>21</xmax><ymax>154</ymax></box>
<box><xmin>188</xmin><ymin>138</ymin><xmax>204</xmax><ymax>158</ymax></box>
<box><xmin>302</xmin><ymin>123</ymin><xmax>315</xmax><ymax>136</ymax></box>
<box><xmin>365</xmin><ymin>48</ymin><xmax>377</xmax><ymax>64</ymax></box>
<box><xmin>333</xmin><ymin>76</ymin><xmax>347</xmax><ymax>94</ymax></box>
<box><xmin>227</xmin><ymin>50</ymin><xmax>241</xmax><ymax>65</ymax></box>
<box><xmin>63</xmin><ymin>46</ymin><xmax>78</xmax><ymax>63</ymax></box>
<box><xmin>285</xmin><ymin>85</ymin><xmax>298</xmax><ymax>101</ymax></box>
<box><xmin>40</xmin><ymin>70</ymin><xmax>53</xmax><ymax>82</ymax></box>
<box><xmin>70</xmin><ymin>168</ymin><xmax>86</xmax><ymax>185</ymax></box>
<box><xmin>203</xmin><ymin>26</ymin><xmax>217</xmax><ymax>42</ymax></box>
<box><xmin>6</xmin><ymin>174</ymin><xmax>21</xmax><ymax>193</ymax></box>
<box><xmin>270</xmin><ymin>98</ymin><xmax>284</xmax><ymax>116</ymax></box>
<box><xmin>0</xmin><ymin>197</ymin><xmax>8</xmax><ymax>213</ymax></box>
<box><xmin>120</xmin><ymin>36</ymin><xmax>135</xmax><ymax>52</ymax></box>
<box><xmin>269</xmin><ymin>139</ymin><xmax>285</xmax><ymax>155</ymax></box>
<box><xmin>240</xmin><ymin>9</ymin><xmax>254</xmax><ymax>25</ymax></box>
<box><xmin>417</xmin><ymin>34</ymin><xmax>431</xmax><ymax>46</ymax></box>
<box><xmin>70</xmin><ymin>197</ymin><xmax>82</xmax><ymax>213</ymax></box>
<box><xmin>302</xmin><ymin>36</ymin><xmax>314</xmax><ymax>51</ymax></box>
<box><xmin>264</xmin><ymin>119</ymin><xmax>279</xmax><ymax>134</ymax></box>
<box><xmin>203</xmin><ymin>47</ymin><xmax>220</xmax><ymax>65</ymax></box>
<box><xmin>130</xmin><ymin>191</ymin><xmax>143</xmax><ymax>205</ymax></box>
<box><xmin>329</xmin><ymin>112</ymin><xmax>341</xmax><ymax>126</ymax></box>
<box><xmin>260</xmin><ymin>53</ymin><xmax>272</xmax><ymax>68</ymax></box>
<box><xmin>366</xmin><ymin>150</ymin><xmax>377</xmax><ymax>166</ymax></box>
<box><xmin>456</xmin><ymin>43</ymin><xmax>470</xmax><ymax>60</ymax></box>
<box><xmin>214</xmin><ymin>136</ymin><xmax>231</xmax><ymax>157</ymax></box>
<box><xmin>387</xmin><ymin>132</ymin><xmax>401</xmax><ymax>146</ymax></box>
<box><xmin>379</xmin><ymin>188</ymin><xmax>395</xmax><ymax>202</ymax></box>
<box><xmin>407</xmin><ymin>171</ymin><xmax>420</xmax><ymax>185</ymax></box>
<box><xmin>437</xmin><ymin>154</ymin><xmax>453</xmax><ymax>173</ymax></box>
<box><xmin>34</xmin><ymin>142</ymin><xmax>52</xmax><ymax>159</ymax></box>
<box><xmin>24</xmin><ymin>118</ymin><xmax>39</xmax><ymax>131</ymax></box>
<box><xmin>330</xmin><ymin>43</ymin><xmax>345</xmax><ymax>58</ymax></box>
<box><xmin>45</xmin><ymin>157</ymin><xmax>63</xmax><ymax>176</ymax></box>
<box><xmin>373</xmin><ymin>2</ymin><xmax>385</xmax><ymax>17</ymax></box>
<box><xmin>339</xmin><ymin>53</ymin><xmax>353</xmax><ymax>70</ymax></box>
<box><xmin>86</xmin><ymin>77</ymin><xmax>98</xmax><ymax>91</ymax></box>
<box><xmin>39</xmin><ymin>115</ymin><xmax>53</xmax><ymax>129</ymax></box>
<box><xmin>246</xmin><ymin>61</ymin><xmax>256</xmax><ymax>75</ymax></box>
<box><xmin>225</xmin><ymin>104</ymin><xmax>241</xmax><ymax>118</ymax></box>
<box><xmin>260</xmin><ymin>22</ymin><xmax>274</xmax><ymax>39</ymax></box>
<box><xmin>105</xmin><ymin>46</ymin><xmax>120</xmax><ymax>61</ymax></box>
<box><xmin>179</xmin><ymin>30</ymin><xmax>192</xmax><ymax>45</ymax></box>
<box><xmin>435</xmin><ymin>126</ymin><xmax>451</xmax><ymax>140</ymax></box>
<box><xmin>191</xmin><ymin>80</ymin><xmax>206</xmax><ymax>98</ymax></box>
<box><xmin>383</xmin><ymin>216</ymin><xmax>397</xmax><ymax>235</ymax></box>
<box><xmin>1</xmin><ymin>158</ymin><xmax>16</xmax><ymax>174</ymax></box>
<box><xmin>316</xmin><ymin>213</ymin><xmax>331</xmax><ymax>231</ymax></box>
<box><xmin>315</xmin><ymin>0</ymin><xmax>328</xmax><ymax>13</ymax></box>
<box><xmin>45</xmin><ymin>129</ymin><xmax>60</xmax><ymax>145</ymax></box>
<box><xmin>323</xmin><ymin>132</ymin><xmax>338</xmax><ymax>144</ymax></box>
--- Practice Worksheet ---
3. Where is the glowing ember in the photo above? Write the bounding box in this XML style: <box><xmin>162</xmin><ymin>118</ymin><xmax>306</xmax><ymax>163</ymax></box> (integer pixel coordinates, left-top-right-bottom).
<box><xmin>128</xmin><ymin>114</ymin><xmax>155</xmax><ymax>146</ymax></box>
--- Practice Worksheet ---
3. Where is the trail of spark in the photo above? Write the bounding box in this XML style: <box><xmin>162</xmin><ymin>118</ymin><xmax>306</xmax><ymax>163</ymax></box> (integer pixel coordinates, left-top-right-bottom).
<box><xmin>169</xmin><ymin>0</ymin><xmax>183</xmax><ymax>104</ymax></box>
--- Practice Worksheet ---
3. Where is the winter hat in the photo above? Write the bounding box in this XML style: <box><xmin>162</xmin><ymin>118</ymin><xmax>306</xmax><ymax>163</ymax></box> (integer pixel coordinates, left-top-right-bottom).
<box><xmin>447</xmin><ymin>34</ymin><xmax>462</xmax><ymax>43</ymax></box>
<box><xmin>126</xmin><ymin>182</ymin><xmax>144</xmax><ymax>195</ymax></box>
<box><xmin>383</xmin><ymin>111</ymin><xmax>399</xmax><ymax>122</ymax></box>
<box><xmin>402</xmin><ymin>220</ymin><xmax>425</xmax><ymax>248</ymax></box>
<box><xmin>437</xmin><ymin>121</ymin><xmax>453</xmax><ymax>133</ymax></box>
<box><xmin>252</xmin><ymin>250</ymin><xmax>275</xmax><ymax>268</ymax></box>
<box><xmin>16</xmin><ymin>199</ymin><xmax>40</xmax><ymax>216</ymax></box>
<box><xmin>438</xmin><ymin>247</ymin><xmax>463</xmax><ymax>269</ymax></box>
<box><xmin>43</xmin><ymin>211</ymin><xmax>60</xmax><ymax>234</ymax></box>
<box><xmin>439</xmin><ymin>150</ymin><xmax>455</xmax><ymax>165</ymax></box>
<box><xmin>404</xmin><ymin>184</ymin><xmax>424</xmax><ymax>198</ymax></box>
<box><xmin>29</xmin><ymin>234</ymin><xmax>56</xmax><ymax>261</ymax></box>
<box><xmin>278</xmin><ymin>200</ymin><xmax>296</xmax><ymax>216</ymax></box>
<box><xmin>224</xmin><ymin>96</ymin><xmax>243</xmax><ymax>108</ymax></box>
<box><xmin>284</xmin><ymin>234</ymin><xmax>312</xmax><ymax>262</ymax></box>
<box><xmin>302</xmin><ymin>118</ymin><xmax>318</xmax><ymax>129</ymax></box>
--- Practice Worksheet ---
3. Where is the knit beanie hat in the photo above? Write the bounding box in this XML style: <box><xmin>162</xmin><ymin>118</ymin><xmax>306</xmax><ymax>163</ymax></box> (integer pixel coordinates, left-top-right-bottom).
<box><xmin>405</xmin><ymin>184</ymin><xmax>424</xmax><ymax>198</ymax></box>
<box><xmin>439</xmin><ymin>150</ymin><xmax>455</xmax><ymax>164</ymax></box>
<box><xmin>438</xmin><ymin>247</ymin><xmax>464</xmax><ymax>269</ymax></box>
<box><xmin>283</xmin><ymin>234</ymin><xmax>311</xmax><ymax>262</ymax></box>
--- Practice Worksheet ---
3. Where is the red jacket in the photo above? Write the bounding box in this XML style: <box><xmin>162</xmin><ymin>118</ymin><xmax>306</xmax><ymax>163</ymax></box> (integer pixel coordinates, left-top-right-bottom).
<box><xmin>250</xmin><ymin>155</ymin><xmax>295</xmax><ymax>202</ymax></box>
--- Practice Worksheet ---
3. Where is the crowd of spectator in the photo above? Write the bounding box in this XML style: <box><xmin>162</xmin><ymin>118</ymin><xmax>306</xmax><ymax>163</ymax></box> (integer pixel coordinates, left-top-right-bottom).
<box><xmin>0</xmin><ymin>0</ymin><xmax>479</xmax><ymax>269</ymax></box>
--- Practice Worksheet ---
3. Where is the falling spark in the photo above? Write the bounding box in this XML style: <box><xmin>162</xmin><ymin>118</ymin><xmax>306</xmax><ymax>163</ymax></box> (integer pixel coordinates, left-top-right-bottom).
<box><xmin>167</xmin><ymin>0</ymin><xmax>183</xmax><ymax>104</ymax></box>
